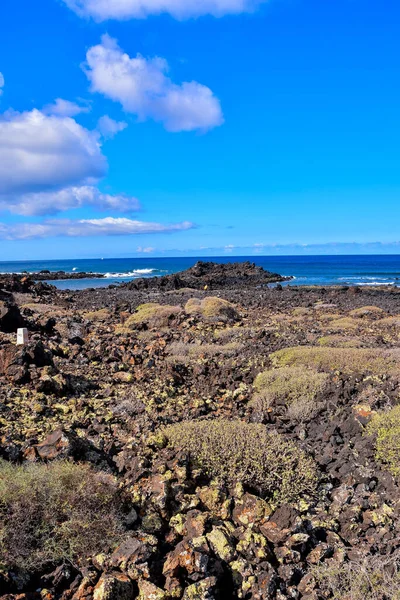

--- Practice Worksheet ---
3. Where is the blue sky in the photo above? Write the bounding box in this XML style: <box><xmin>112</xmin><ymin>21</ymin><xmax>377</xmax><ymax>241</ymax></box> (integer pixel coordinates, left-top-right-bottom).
<box><xmin>0</xmin><ymin>0</ymin><xmax>399</xmax><ymax>259</ymax></box>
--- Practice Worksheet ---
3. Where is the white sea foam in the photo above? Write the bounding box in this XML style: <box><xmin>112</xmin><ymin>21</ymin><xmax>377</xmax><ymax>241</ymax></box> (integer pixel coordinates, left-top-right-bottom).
<box><xmin>103</xmin><ymin>268</ymin><xmax>157</xmax><ymax>278</ymax></box>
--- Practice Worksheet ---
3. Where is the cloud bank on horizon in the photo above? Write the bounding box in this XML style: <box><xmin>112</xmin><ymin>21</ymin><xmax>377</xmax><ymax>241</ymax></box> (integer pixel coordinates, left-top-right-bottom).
<box><xmin>62</xmin><ymin>0</ymin><xmax>265</xmax><ymax>21</ymax></box>
<box><xmin>0</xmin><ymin>217</ymin><xmax>194</xmax><ymax>240</ymax></box>
<box><xmin>85</xmin><ymin>36</ymin><xmax>223</xmax><ymax>132</ymax></box>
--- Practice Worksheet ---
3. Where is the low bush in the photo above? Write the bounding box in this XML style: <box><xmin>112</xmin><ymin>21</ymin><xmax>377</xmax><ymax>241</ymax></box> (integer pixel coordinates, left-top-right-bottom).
<box><xmin>291</xmin><ymin>307</ymin><xmax>312</xmax><ymax>317</ymax></box>
<box><xmin>312</xmin><ymin>556</ymin><xmax>400</xmax><ymax>600</ymax></box>
<box><xmin>0</xmin><ymin>460</ymin><xmax>122</xmax><ymax>571</ymax></box>
<box><xmin>185</xmin><ymin>297</ymin><xmax>240</xmax><ymax>322</ymax></box>
<box><xmin>327</xmin><ymin>317</ymin><xmax>359</xmax><ymax>331</ymax></box>
<box><xmin>377</xmin><ymin>315</ymin><xmax>400</xmax><ymax>327</ymax></box>
<box><xmin>214</xmin><ymin>325</ymin><xmax>251</xmax><ymax>341</ymax></box>
<box><xmin>250</xmin><ymin>367</ymin><xmax>329</xmax><ymax>421</ymax></box>
<box><xmin>118</xmin><ymin>303</ymin><xmax>181</xmax><ymax>331</ymax></box>
<box><xmin>349</xmin><ymin>305</ymin><xmax>385</xmax><ymax>319</ymax></box>
<box><xmin>366</xmin><ymin>404</ymin><xmax>400</xmax><ymax>477</ymax></box>
<box><xmin>317</xmin><ymin>335</ymin><xmax>365</xmax><ymax>348</ymax></box>
<box><xmin>83</xmin><ymin>308</ymin><xmax>111</xmax><ymax>322</ymax></box>
<box><xmin>163</xmin><ymin>419</ymin><xmax>318</xmax><ymax>504</ymax></box>
<box><xmin>270</xmin><ymin>346</ymin><xmax>400</xmax><ymax>376</ymax></box>
<box><xmin>167</xmin><ymin>341</ymin><xmax>242</xmax><ymax>361</ymax></box>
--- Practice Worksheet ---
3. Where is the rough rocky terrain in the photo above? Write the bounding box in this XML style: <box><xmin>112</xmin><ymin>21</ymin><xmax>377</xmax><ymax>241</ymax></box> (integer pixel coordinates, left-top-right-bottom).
<box><xmin>0</xmin><ymin>262</ymin><xmax>400</xmax><ymax>600</ymax></box>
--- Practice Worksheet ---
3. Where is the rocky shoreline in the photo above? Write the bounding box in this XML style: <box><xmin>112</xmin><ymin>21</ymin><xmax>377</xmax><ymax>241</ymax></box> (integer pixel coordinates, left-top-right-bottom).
<box><xmin>0</xmin><ymin>262</ymin><xmax>399</xmax><ymax>600</ymax></box>
<box><xmin>33</xmin><ymin>271</ymin><xmax>106</xmax><ymax>281</ymax></box>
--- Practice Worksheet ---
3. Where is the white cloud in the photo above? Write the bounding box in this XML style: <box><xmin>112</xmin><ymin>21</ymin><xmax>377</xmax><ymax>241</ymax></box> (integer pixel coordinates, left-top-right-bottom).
<box><xmin>85</xmin><ymin>36</ymin><xmax>223</xmax><ymax>132</ymax></box>
<box><xmin>62</xmin><ymin>0</ymin><xmax>264</xmax><ymax>21</ymax></box>
<box><xmin>0</xmin><ymin>185</ymin><xmax>140</xmax><ymax>216</ymax></box>
<box><xmin>137</xmin><ymin>246</ymin><xmax>155</xmax><ymax>253</ymax></box>
<box><xmin>97</xmin><ymin>115</ymin><xmax>127</xmax><ymax>138</ymax></box>
<box><xmin>0</xmin><ymin>217</ymin><xmax>194</xmax><ymax>240</ymax></box>
<box><xmin>0</xmin><ymin>109</ymin><xmax>107</xmax><ymax>195</ymax></box>
<box><xmin>0</xmin><ymin>73</ymin><xmax>4</xmax><ymax>96</ymax></box>
<box><xmin>43</xmin><ymin>98</ymin><xmax>91</xmax><ymax>117</ymax></box>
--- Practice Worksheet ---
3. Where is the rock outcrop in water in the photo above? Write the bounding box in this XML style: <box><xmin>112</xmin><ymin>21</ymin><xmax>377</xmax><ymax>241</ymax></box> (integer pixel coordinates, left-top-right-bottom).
<box><xmin>125</xmin><ymin>260</ymin><xmax>291</xmax><ymax>291</ymax></box>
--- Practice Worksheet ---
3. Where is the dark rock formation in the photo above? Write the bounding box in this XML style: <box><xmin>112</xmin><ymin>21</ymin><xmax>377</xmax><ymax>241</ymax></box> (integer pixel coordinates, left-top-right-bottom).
<box><xmin>125</xmin><ymin>260</ymin><xmax>291</xmax><ymax>291</ymax></box>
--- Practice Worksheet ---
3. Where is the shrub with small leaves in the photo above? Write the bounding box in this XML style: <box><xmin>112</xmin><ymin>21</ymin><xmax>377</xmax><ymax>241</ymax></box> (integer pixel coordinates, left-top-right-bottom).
<box><xmin>366</xmin><ymin>404</ymin><xmax>400</xmax><ymax>477</ymax></box>
<box><xmin>185</xmin><ymin>297</ymin><xmax>240</xmax><ymax>322</ymax></box>
<box><xmin>163</xmin><ymin>419</ymin><xmax>318</xmax><ymax>504</ymax></box>
<box><xmin>271</xmin><ymin>346</ymin><xmax>400</xmax><ymax>376</ymax></box>
<box><xmin>312</xmin><ymin>556</ymin><xmax>400</xmax><ymax>600</ymax></box>
<box><xmin>0</xmin><ymin>460</ymin><xmax>123</xmax><ymax>571</ymax></box>
<box><xmin>349</xmin><ymin>305</ymin><xmax>385</xmax><ymax>319</ymax></box>
<box><xmin>253</xmin><ymin>366</ymin><xmax>328</xmax><ymax>405</ymax></box>
<box><xmin>118</xmin><ymin>303</ymin><xmax>181</xmax><ymax>331</ymax></box>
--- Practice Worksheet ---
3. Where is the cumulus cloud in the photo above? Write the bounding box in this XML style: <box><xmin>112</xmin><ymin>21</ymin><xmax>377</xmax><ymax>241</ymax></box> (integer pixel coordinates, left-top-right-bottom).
<box><xmin>43</xmin><ymin>98</ymin><xmax>91</xmax><ymax>117</ymax></box>
<box><xmin>0</xmin><ymin>73</ymin><xmax>4</xmax><ymax>96</ymax></box>
<box><xmin>0</xmin><ymin>185</ymin><xmax>140</xmax><ymax>216</ymax></box>
<box><xmin>137</xmin><ymin>246</ymin><xmax>155</xmax><ymax>253</ymax></box>
<box><xmin>0</xmin><ymin>217</ymin><xmax>194</xmax><ymax>240</ymax></box>
<box><xmin>97</xmin><ymin>115</ymin><xmax>127</xmax><ymax>138</ymax></box>
<box><xmin>85</xmin><ymin>36</ymin><xmax>223</xmax><ymax>132</ymax></box>
<box><xmin>0</xmin><ymin>109</ymin><xmax>107</xmax><ymax>195</ymax></box>
<box><xmin>62</xmin><ymin>0</ymin><xmax>264</xmax><ymax>21</ymax></box>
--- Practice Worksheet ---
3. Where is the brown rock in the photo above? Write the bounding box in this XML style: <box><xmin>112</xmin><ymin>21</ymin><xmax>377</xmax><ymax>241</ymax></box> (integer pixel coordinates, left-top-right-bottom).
<box><xmin>181</xmin><ymin>577</ymin><xmax>218</xmax><ymax>600</ymax></box>
<box><xmin>163</xmin><ymin>540</ymin><xmax>209</xmax><ymax>578</ymax></box>
<box><xmin>233</xmin><ymin>493</ymin><xmax>272</xmax><ymax>526</ymax></box>
<box><xmin>307</xmin><ymin>543</ymin><xmax>334</xmax><ymax>564</ymax></box>
<box><xmin>93</xmin><ymin>573</ymin><xmax>133</xmax><ymax>600</ymax></box>
<box><xmin>259</xmin><ymin>521</ymin><xmax>290</xmax><ymax>545</ymax></box>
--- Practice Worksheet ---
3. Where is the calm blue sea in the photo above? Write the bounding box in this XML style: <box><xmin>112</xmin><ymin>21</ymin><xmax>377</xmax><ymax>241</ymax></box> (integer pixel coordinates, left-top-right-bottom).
<box><xmin>2</xmin><ymin>255</ymin><xmax>400</xmax><ymax>290</ymax></box>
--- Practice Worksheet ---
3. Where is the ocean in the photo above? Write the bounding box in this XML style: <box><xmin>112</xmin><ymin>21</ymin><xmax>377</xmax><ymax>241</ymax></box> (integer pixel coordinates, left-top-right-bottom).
<box><xmin>2</xmin><ymin>255</ymin><xmax>400</xmax><ymax>290</ymax></box>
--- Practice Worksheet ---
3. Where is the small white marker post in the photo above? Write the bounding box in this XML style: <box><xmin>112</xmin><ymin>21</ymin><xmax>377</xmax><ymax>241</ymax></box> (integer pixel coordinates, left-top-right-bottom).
<box><xmin>17</xmin><ymin>328</ymin><xmax>29</xmax><ymax>346</ymax></box>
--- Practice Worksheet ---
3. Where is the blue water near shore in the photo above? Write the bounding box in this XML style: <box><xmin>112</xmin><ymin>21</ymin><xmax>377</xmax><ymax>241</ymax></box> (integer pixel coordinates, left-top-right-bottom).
<box><xmin>2</xmin><ymin>255</ymin><xmax>400</xmax><ymax>290</ymax></box>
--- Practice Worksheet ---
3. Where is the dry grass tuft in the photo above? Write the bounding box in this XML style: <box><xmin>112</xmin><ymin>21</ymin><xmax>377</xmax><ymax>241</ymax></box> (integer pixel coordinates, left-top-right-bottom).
<box><xmin>167</xmin><ymin>341</ymin><xmax>242</xmax><ymax>362</ymax></box>
<box><xmin>349</xmin><ymin>305</ymin><xmax>385</xmax><ymax>319</ymax></box>
<box><xmin>271</xmin><ymin>346</ymin><xmax>400</xmax><ymax>376</ymax></box>
<box><xmin>117</xmin><ymin>303</ymin><xmax>181</xmax><ymax>331</ymax></box>
<box><xmin>366</xmin><ymin>404</ymin><xmax>400</xmax><ymax>477</ymax></box>
<box><xmin>312</xmin><ymin>556</ymin><xmax>400</xmax><ymax>600</ymax></box>
<box><xmin>185</xmin><ymin>297</ymin><xmax>240</xmax><ymax>322</ymax></box>
<box><xmin>377</xmin><ymin>315</ymin><xmax>400</xmax><ymax>327</ymax></box>
<box><xmin>0</xmin><ymin>460</ymin><xmax>122</xmax><ymax>571</ymax></box>
<box><xmin>291</xmin><ymin>307</ymin><xmax>312</xmax><ymax>317</ymax></box>
<box><xmin>327</xmin><ymin>317</ymin><xmax>360</xmax><ymax>332</ymax></box>
<box><xmin>83</xmin><ymin>308</ymin><xmax>111</xmax><ymax>322</ymax></box>
<box><xmin>163</xmin><ymin>419</ymin><xmax>318</xmax><ymax>503</ymax></box>
<box><xmin>317</xmin><ymin>335</ymin><xmax>365</xmax><ymax>348</ymax></box>
<box><xmin>250</xmin><ymin>366</ymin><xmax>329</xmax><ymax>422</ymax></box>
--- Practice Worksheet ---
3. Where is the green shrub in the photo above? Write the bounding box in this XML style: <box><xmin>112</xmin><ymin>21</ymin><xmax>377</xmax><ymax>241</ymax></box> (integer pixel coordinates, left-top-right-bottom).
<box><xmin>377</xmin><ymin>315</ymin><xmax>400</xmax><ymax>327</ymax></box>
<box><xmin>163</xmin><ymin>419</ymin><xmax>318</xmax><ymax>504</ymax></box>
<box><xmin>117</xmin><ymin>303</ymin><xmax>181</xmax><ymax>331</ymax></box>
<box><xmin>312</xmin><ymin>557</ymin><xmax>400</xmax><ymax>600</ymax></box>
<box><xmin>366</xmin><ymin>405</ymin><xmax>400</xmax><ymax>477</ymax></box>
<box><xmin>0</xmin><ymin>460</ymin><xmax>122</xmax><ymax>571</ymax></box>
<box><xmin>250</xmin><ymin>367</ymin><xmax>329</xmax><ymax>421</ymax></box>
<box><xmin>185</xmin><ymin>297</ymin><xmax>240</xmax><ymax>322</ymax></box>
<box><xmin>317</xmin><ymin>335</ymin><xmax>365</xmax><ymax>348</ymax></box>
<box><xmin>167</xmin><ymin>341</ymin><xmax>242</xmax><ymax>362</ymax></box>
<box><xmin>349</xmin><ymin>305</ymin><xmax>385</xmax><ymax>319</ymax></box>
<box><xmin>270</xmin><ymin>346</ymin><xmax>400</xmax><ymax>376</ymax></box>
<box><xmin>327</xmin><ymin>317</ymin><xmax>359</xmax><ymax>331</ymax></box>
